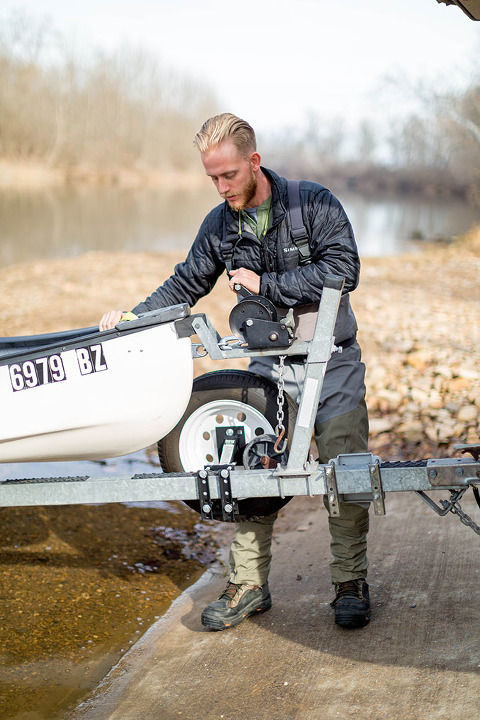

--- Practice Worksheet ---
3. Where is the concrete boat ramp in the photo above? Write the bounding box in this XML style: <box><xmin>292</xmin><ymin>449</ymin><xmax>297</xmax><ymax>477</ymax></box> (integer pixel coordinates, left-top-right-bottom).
<box><xmin>68</xmin><ymin>494</ymin><xmax>479</xmax><ymax>720</ymax></box>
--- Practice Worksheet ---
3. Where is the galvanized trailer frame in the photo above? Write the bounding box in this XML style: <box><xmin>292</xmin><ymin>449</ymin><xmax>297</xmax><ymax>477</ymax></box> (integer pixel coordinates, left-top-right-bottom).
<box><xmin>1</xmin><ymin>275</ymin><xmax>479</xmax><ymax>533</ymax></box>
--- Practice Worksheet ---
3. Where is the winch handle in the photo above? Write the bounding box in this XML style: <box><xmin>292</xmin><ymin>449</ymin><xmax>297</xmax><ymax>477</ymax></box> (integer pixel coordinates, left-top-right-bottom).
<box><xmin>233</xmin><ymin>283</ymin><xmax>255</xmax><ymax>299</ymax></box>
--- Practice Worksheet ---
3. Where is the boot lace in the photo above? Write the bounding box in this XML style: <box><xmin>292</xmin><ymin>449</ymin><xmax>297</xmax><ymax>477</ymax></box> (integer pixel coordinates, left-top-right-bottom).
<box><xmin>219</xmin><ymin>582</ymin><xmax>260</xmax><ymax>607</ymax></box>
<box><xmin>331</xmin><ymin>579</ymin><xmax>365</xmax><ymax>606</ymax></box>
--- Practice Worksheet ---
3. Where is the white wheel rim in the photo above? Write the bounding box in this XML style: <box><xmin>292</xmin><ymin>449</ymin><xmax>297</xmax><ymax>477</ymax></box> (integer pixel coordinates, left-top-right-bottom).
<box><xmin>178</xmin><ymin>399</ymin><xmax>274</xmax><ymax>471</ymax></box>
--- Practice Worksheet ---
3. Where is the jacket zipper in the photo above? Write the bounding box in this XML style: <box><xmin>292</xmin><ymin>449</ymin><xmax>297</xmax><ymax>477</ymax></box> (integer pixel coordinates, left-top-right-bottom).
<box><xmin>263</xmin><ymin>227</ymin><xmax>274</xmax><ymax>273</ymax></box>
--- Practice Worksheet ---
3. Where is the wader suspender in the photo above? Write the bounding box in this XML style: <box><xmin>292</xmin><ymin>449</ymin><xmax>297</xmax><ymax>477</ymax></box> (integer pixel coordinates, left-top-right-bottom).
<box><xmin>220</xmin><ymin>218</ymin><xmax>237</xmax><ymax>273</ymax></box>
<box><xmin>220</xmin><ymin>179</ymin><xmax>312</xmax><ymax>272</ymax></box>
<box><xmin>286</xmin><ymin>180</ymin><xmax>312</xmax><ymax>266</ymax></box>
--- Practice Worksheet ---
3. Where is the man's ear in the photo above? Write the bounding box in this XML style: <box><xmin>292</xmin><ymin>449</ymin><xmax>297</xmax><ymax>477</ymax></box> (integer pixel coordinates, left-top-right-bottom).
<box><xmin>250</xmin><ymin>152</ymin><xmax>262</xmax><ymax>171</ymax></box>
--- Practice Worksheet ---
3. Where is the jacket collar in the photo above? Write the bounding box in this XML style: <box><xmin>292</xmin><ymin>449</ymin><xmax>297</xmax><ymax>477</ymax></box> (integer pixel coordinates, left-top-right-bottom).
<box><xmin>261</xmin><ymin>167</ymin><xmax>287</xmax><ymax>228</ymax></box>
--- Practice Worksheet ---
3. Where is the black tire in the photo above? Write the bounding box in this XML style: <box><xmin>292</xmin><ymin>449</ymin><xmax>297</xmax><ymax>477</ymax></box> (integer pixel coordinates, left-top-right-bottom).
<box><xmin>158</xmin><ymin>370</ymin><xmax>297</xmax><ymax>520</ymax></box>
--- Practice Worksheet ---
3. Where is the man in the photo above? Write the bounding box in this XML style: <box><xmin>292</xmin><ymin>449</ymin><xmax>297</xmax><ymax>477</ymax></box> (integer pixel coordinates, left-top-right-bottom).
<box><xmin>100</xmin><ymin>113</ymin><xmax>370</xmax><ymax>630</ymax></box>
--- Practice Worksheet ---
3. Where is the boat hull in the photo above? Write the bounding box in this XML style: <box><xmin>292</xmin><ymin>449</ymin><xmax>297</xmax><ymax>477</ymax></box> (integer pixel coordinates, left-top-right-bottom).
<box><xmin>0</xmin><ymin>321</ymin><xmax>193</xmax><ymax>462</ymax></box>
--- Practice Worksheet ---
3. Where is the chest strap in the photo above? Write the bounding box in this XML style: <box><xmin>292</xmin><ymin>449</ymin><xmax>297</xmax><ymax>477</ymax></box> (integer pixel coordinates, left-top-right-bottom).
<box><xmin>287</xmin><ymin>180</ymin><xmax>311</xmax><ymax>266</ymax></box>
<box><xmin>220</xmin><ymin>180</ymin><xmax>312</xmax><ymax>271</ymax></box>
<box><xmin>220</xmin><ymin>212</ymin><xmax>239</xmax><ymax>273</ymax></box>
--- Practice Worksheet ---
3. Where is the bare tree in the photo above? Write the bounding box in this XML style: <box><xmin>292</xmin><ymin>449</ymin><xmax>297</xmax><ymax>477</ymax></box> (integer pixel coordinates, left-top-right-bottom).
<box><xmin>0</xmin><ymin>10</ymin><xmax>218</xmax><ymax>174</ymax></box>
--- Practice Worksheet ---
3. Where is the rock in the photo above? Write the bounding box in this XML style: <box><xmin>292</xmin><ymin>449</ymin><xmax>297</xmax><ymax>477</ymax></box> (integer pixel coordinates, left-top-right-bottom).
<box><xmin>436</xmin><ymin>408</ymin><xmax>456</xmax><ymax>423</ymax></box>
<box><xmin>467</xmin><ymin>389</ymin><xmax>479</xmax><ymax>404</ymax></box>
<box><xmin>435</xmin><ymin>422</ymin><xmax>457</xmax><ymax>444</ymax></box>
<box><xmin>405</xmin><ymin>350</ymin><xmax>432</xmax><ymax>370</ymax></box>
<box><xmin>457</xmin><ymin>405</ymin><xmax>478</xmax><ymax>423</ymax></box>
<box><xmin>445</xmin><ymin>402</ymin><xmax>460</xmax><ymax>414</ymax></box>
<box><xmin>397</xmin><ymin>420</ymin><xmax>424</xmax><ymax>444</ymax></box>
<box><xmin>425</xmin><ymin>426</ymin><xmax>439</xmax><ymax>443</ymax></box>
<box><xmin>434</xmin><ymin>365</ymin><xmax>453</xmax><ymax>379</ymax></box>
<box><xmin>447</xmin><ymin>377</ymin><xmax>471</xmax><ymax>393</ymax></box>
<box><xmin>466</xmin><ymin>429</ymin><xmax>480</xmax><ymax>444</ymax></box>
<box><xmin>427</xmin><ymin>390</ymin><xmax>443</xmax><ymax>409</ymax></box>
<box><xmin>374</xmin><ymin>389</ymin><xmax>404</xmax><ymax>411</ymax></box>
<box><xmin>369</xmin><ymin>418</ymin><xmax>395</xmax><ymax>435</ymax></box>
<box><xmin>410</xmin><ymin>387</ymin><xmax>429</xmax><ymax>405</ymax></box>
<box><xmin>453</xmin><ymin>365</ymin><xmax>477</xmax><ymax>380</ymax></box>
<box><xmin>366</xmin><ymin>365</ymin><xmax>388</xmax><ymax>386</ymax></box>
<box><xmin>453</xmin><ymin>422</ymin><xmax>467</xmax><ymax>437</ymax></box>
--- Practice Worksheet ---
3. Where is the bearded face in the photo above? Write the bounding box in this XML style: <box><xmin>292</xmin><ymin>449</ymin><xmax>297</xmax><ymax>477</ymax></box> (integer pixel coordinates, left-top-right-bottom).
<box><xmin>223</xmin><ymin>172</ymin><xmax>257</xmax><ymax>211</ymax></box>
<box><xmin>201</xmin><ymin>141</ymin><xmax>263</xmax><ymax>212</ymax></box>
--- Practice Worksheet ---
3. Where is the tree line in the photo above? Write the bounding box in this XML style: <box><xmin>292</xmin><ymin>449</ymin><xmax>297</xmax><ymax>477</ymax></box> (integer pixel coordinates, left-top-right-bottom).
<box><xmin>1</xmin><ymin>11</ymin><xmax>479</xmax><ymax>204</ymax></box>
<box><xmin>263</xmin><ymin>75</ymin><xmax>480</xmax><ymax>205</ymax></box>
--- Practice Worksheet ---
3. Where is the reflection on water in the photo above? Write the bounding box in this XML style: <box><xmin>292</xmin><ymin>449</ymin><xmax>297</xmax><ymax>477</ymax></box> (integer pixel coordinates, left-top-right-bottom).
<box><xmin>342</xmin><ymin>193</ymin><xmax>479</xmax><ymax>256</ymax></box>
<box><xmin>1</xmin><ymin>185</ymin><xmax>478</xmax><ymax>267</ymax></box>
<box><xmin>0</xmin><ymin>185</ymin><xmax>218</xmax><ymax>267</ymax></box>
<box><xmin>0</xmin><ymin>447</ymin><xmax>155</xmax><ymax>480</ymax></box>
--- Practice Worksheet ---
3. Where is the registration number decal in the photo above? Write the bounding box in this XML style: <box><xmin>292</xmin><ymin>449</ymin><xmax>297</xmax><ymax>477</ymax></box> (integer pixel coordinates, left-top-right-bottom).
<box><xmin>9</xmin><ymin>354</ymin><xmax>66</xmax><ymax>392</ymax></box>
<box><xmin>8</xmin><ymin>343</ymin><xmax>108</xmax><ymax>391</ymax></box>
<box><xmin>76</xmin><ymin>344</ymin><xmax>108</xmax><ymax>375</ymax></box>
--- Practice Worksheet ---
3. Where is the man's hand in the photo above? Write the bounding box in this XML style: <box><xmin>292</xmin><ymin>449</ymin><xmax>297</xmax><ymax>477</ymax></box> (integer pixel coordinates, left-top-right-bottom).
<box><xmin>99</xmin><ymin>310</ymin><xmax>123</xmax><ymax>331</ymax></box>
<box><xmin>228</xmin><ymin>268</ymin><xmax>261</xmax><ymax>295</ymax></box>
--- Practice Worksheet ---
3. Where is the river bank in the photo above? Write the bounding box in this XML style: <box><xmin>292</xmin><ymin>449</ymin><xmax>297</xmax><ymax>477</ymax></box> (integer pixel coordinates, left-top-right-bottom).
<box><xmin>0</xmin><ymin>230</ymin><xmax>479</xmax><ymax>719</ymax></box>
<box><xmin>0</xmin><ymin>160</ymin><xmax>205</xmax><ymax>190</ymax></box>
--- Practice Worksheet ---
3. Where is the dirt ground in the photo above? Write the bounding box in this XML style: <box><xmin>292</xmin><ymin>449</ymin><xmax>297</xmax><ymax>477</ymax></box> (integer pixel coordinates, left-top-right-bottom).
<box><xmin>0</xmin><ymin>229</ymin><xmax>479</xmax><ymax>719</ymax></box>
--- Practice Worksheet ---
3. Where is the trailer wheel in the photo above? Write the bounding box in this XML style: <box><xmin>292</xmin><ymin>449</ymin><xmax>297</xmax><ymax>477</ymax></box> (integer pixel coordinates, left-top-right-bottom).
<box><xmin>158</xmin><ymin>370</ymin><xmax>298</xmax><ymax>519</ymax></box>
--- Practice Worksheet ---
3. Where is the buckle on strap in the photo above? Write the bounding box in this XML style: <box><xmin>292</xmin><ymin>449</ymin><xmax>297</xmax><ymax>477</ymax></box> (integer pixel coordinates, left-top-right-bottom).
<box><xmin>291</xmin><ymin>226</ymin><xmax>308</xmax><ymax>241</ymax></box>
<box><xmin>220</xmin><ymin>239</ymin><xmax>235</xmax><ymax>259</ymax></box>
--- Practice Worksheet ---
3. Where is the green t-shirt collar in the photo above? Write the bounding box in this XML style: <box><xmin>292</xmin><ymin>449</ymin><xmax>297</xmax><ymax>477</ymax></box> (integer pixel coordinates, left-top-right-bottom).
<box><xmin>240</xmin><ymin>195</ymin><xmax>272</xmax><ymax>240</ymax></box>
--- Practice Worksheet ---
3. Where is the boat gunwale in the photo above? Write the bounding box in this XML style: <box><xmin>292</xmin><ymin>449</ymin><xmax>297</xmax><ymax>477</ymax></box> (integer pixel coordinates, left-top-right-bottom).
<box><xmin>0</xmin><ymin>303</ymin><xmax>191</xmax><ymax>365</ymax></box>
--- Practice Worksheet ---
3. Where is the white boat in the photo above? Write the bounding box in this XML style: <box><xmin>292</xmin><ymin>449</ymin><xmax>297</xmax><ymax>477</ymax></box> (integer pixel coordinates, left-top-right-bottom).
<box><xmin>0</xmin><ymin>305</ymin><xmax>193</xmax><ymax>462</ymax></box>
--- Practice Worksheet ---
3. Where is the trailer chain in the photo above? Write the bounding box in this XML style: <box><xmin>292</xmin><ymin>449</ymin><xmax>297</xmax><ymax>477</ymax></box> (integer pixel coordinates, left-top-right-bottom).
<box><xmin>274</xmin><ymin>355</ymin><xmax>287</xmax><ymax>453</ymax></box>
<box><xmin>441</xmin><ymin>492</ymin><xmax>480</xmax><ymax>536</ymax></box>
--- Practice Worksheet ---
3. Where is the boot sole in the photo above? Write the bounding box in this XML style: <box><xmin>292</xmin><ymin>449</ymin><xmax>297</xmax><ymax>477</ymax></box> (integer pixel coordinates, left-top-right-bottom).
<box><xmin>201</xmin><ymin>596</ymin><xmax>272</xmax><ymax>631</ymax></box>
<box><xmin>334</xmin><ymin>609</ymin><xmax>371</xmax><ymax>629</ymax></box>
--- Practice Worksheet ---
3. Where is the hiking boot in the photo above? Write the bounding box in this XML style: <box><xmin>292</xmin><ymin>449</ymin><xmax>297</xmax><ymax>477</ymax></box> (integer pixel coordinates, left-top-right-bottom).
<box><xmin>331</xmin><ymin>579</ymin><xmax>371</xmax><ymax>629</ymax></box>
<box><xmin>201</xmin><ymin>581</ymin><xmax>272</xmax><ymax>630</ymax></box>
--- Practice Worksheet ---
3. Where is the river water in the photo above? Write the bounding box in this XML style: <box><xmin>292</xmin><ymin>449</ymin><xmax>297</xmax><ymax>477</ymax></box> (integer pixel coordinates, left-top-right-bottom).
<box><xmin>1</xmin><ymin>185</ymin><xmax>479</xmax><ymax>267</ymax></box>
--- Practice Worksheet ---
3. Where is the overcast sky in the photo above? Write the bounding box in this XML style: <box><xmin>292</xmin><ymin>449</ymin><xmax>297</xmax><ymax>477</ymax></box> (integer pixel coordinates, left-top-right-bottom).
<box><xmin>2</xmin><ymin>0</ymin><xmax>479</xmax><ymax>134</ymax></box>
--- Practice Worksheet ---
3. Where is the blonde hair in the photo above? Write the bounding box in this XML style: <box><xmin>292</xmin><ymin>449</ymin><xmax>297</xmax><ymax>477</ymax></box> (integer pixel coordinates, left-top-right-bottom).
<box><xmin>194</xmin><ymin>113</ymin><xmax>256</xmax><ymax>156</ymax></box>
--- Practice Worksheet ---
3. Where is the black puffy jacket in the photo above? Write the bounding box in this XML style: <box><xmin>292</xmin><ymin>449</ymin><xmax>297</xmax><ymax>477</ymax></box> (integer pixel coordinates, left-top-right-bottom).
<box><xmin>133</xmin><ymin>168</ymin><xmax>360</xmax><ymax>342</ymax></box>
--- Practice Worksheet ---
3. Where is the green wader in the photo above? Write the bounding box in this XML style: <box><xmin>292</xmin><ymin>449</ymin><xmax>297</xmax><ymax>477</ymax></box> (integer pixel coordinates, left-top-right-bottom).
<box><xmin>228</xmin><ymin>347</ymin><xmax>370</xmax><ymax>586</ymax></box>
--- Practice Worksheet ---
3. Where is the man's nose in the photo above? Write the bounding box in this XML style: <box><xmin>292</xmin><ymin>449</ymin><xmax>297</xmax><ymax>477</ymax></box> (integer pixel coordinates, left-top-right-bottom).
<box><xmin>218</xmin><ymin>178</ymin><xmax>230</xmax><ymax>195</ymax></box>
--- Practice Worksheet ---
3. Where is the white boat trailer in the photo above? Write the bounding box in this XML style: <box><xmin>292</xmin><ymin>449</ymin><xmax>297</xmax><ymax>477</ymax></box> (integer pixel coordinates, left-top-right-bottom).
<box><xmin>1</xmin><ymin>276</ymin><xmax>479</xmax><ymax>535</ymax></box>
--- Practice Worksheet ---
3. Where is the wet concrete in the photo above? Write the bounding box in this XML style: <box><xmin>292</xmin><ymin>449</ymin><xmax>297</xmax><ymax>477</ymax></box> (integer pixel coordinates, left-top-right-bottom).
<box><xmin>67</xmin><ymin>493</ymin><xmax>479</xmax><ymax>720</ymax></box>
